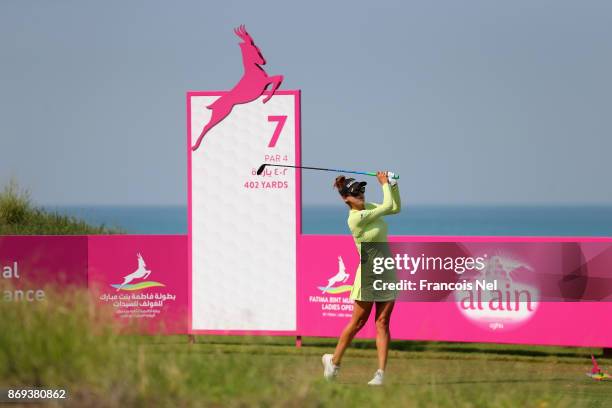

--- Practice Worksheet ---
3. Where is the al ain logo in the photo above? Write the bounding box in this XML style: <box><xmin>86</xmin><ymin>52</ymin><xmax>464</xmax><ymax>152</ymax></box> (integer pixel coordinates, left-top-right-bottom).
<box><xmin>318</xmin><ymin>256</ymin><xmax>352</xmax><ymax>294</ymax></box>
<box><xmin>191</xmin><ymin>25</ymin><xmax>284</xmax><ymax>151</ymax></box>
<box><xmin>455</xmin><ymin>254</ymin><xmax>539</xmax><ymax>331</ymax></box>
<box><xmin>112</xmin><ymin>253</ymin><xmax>165</xmax><ymax>292</ymax></box>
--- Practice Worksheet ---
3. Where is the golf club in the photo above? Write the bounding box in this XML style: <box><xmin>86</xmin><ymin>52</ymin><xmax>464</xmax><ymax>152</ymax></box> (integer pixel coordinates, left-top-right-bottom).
<box><xmin>256</xmin><ymin>164</ymin><xmax>400</xmax><ymax>179</ymax></box>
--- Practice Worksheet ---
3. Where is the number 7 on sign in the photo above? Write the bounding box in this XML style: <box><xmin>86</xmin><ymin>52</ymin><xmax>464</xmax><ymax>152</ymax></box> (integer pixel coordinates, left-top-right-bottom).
<box><xmin>267</xmin><ymin>115</ymin><xmax>287</xmax><ymax>148</ymax></box>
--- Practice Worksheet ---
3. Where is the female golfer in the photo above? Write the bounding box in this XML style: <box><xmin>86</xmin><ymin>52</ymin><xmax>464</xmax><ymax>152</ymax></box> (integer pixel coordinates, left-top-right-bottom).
<box><xmin>322</xmin><ymin>171</ymin><xmax>401</xmax><ymax>385</ymax></box>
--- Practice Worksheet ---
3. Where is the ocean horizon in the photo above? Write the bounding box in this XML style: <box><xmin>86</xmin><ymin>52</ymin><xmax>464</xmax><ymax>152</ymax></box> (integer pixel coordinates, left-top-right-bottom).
<box><xmin>43</xmin><ymin>204</ymin><xmax>612</xmax><ymax>237</ymax></box>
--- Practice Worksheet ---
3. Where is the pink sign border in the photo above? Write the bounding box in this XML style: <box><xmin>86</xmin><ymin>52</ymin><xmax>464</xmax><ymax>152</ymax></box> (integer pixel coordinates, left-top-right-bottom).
<box><xmin>187</xmin><ymin>90</ymin><xmax>302</xmax><ymax>335</ymax></box>
<box><xmin>305</xmin><ymin>234</ymin><xmax>612</xmax><ymax>242</ymax></box>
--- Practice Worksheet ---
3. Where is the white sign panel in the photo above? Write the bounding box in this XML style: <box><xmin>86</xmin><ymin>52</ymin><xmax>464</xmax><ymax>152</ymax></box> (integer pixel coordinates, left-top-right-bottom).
<box><xmin>188</xmin><ymin>91</ymin><xmax>300</xmax><ymax>332</ymax></box>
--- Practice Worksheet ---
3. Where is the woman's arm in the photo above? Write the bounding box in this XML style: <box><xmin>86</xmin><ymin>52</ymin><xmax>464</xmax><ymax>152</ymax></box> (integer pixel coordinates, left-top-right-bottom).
<box><xmin>389</xmin><ymin>184</ymin><xmax>401</xmax><ymax>215</ymax></box>
<box><xmin>356</xmin><ymin>180</ymin><xmax>393</xmax><ymax>226</ymax></box>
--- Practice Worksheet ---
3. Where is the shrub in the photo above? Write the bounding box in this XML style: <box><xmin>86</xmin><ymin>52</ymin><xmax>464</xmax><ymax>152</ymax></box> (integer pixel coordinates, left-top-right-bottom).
<box><xmin>0</xmin><ymin>180</ymin><xmax>123</xmax><ymax>235</ymax></box>
<box><xmin>0</xmin><ymin>179</ymin><xmax>30</xmax><ymax>225</ymax></box>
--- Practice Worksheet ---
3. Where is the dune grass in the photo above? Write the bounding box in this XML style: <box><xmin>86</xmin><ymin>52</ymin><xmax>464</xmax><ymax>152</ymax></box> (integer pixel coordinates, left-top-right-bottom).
<box><xmin>2</xmin><ymin>286</ymin><xmax>612</xmax><ymax>407</ymax></box>
<box><xmin>0</xmin><ymin>180</ymin><xmax>123</xmax><ymax>235</ymax></box>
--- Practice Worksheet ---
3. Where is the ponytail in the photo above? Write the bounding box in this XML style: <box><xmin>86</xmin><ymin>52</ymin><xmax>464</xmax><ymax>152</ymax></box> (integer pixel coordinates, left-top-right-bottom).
<box><xmin>333</xmin><ymin>175</ymin><xmax>352</xmax><ymax>207</ymax></box>
<box><xmin>333</xmin><ymin>175</ymin><xmax>346</xmax><ymax>194</ymax></box>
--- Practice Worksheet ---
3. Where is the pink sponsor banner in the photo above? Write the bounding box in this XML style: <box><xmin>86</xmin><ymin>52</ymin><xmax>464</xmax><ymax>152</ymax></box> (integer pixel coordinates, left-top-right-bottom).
<box><xmin>88</xmin><ymin>235</ymin><xmax>188</xmax><ymax>334</ymax></box>
<box><xmin>298</xmin><ymin>235</ymin><xmax>612</xmax><ymax>347</ymax></box>
<box><xmin>0</xmin><ymin>236</ymin><xmax>88</xmax><ymax>302</ymax></box>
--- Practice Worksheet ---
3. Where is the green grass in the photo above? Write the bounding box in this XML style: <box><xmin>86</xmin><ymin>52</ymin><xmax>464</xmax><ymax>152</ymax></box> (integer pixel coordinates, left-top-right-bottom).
<box><xmin>0</xmin><ymin>180</ymin><xmax>609</xmax><ymax>406</ymax></box>
<box><xmin>2</xmin><ymin>287</ymin><xmax>612</xmax><ymax>407</ymax></box>
<box><xmin>0</xmin><ymin>180</ymin><xmax>123</xmax><ymax>235</ymax></box>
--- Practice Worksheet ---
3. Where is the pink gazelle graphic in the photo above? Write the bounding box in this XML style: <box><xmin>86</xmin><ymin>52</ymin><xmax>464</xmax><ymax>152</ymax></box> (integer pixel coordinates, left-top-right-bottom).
<box><xmin>191</xmin><ymin>25</ymin><xmax>284</xmax><ymax>151</ymax></box>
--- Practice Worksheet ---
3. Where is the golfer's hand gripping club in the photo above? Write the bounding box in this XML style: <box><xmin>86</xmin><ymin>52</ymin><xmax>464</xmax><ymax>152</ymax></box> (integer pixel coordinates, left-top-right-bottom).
<box><xmin>387</xmin><ymin>171</ymin><xmax>399</xmax><ymax>186</ymax></box>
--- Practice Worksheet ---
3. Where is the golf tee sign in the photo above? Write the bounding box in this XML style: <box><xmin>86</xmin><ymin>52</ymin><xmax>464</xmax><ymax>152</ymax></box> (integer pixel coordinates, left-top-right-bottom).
<box><xmin>188</xmin><ymin>25</ymin><xmax>299</xmax><ymax>333</ymax></box>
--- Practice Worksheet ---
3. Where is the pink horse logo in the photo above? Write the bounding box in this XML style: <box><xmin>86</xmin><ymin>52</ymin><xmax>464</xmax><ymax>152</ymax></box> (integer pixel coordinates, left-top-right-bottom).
<box><xmin>192</xmin><ymin>25</ymin><xmax>284</xmax><ymax>151</ymax></box>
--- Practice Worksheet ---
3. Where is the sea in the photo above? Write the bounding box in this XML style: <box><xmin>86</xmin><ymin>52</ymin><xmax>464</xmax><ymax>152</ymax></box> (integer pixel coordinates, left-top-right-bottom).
<box><xmin>44</xmin><ymin>205</ymin><xmax>612</xmax><ymax>237</ymax></box>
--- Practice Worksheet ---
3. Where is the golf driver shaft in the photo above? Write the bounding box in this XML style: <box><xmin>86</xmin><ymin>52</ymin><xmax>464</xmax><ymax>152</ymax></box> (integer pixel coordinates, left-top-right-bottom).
<box><xmin>257</xmin><ymin>164</ymin><xmax>399</xmax><ymax>179</ymax></box>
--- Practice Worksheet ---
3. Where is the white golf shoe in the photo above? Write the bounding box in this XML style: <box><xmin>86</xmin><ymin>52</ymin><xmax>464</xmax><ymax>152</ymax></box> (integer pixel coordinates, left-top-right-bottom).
<box><xmin>367</xmin><ymin>369</ymin><xmax>385</xmax><ymax>386</ymax></box>
<box><xmin>321</xmin><ymin>354</ymin><xmax>339</xmax><ymax>381</ymax></box>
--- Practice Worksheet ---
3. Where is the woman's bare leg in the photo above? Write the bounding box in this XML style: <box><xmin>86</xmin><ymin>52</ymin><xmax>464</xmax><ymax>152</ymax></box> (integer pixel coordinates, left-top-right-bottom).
<box><xmin>374</xmin><ymin>301</ymin><xmax>395</xmax><ymax>370</ymax></box>
<box><xmin>332</xmin><ymin>300</ymin><xmax>373</xmax><ymax>365</ymax></box>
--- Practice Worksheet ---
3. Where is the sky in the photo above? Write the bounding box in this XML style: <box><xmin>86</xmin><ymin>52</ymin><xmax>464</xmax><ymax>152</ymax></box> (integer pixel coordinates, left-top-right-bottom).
<box><xmin>1</xmin><ymin>0</ymin><xmax>611</xmax><ymax>206</ymax></box>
